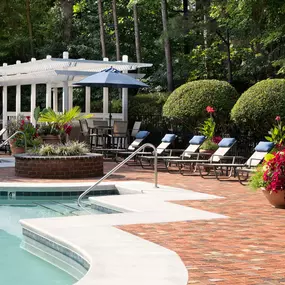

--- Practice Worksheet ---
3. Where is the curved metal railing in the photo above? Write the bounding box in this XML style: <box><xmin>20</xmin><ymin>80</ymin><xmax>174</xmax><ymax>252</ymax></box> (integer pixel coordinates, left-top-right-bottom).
<box><xmin>0</xmin><ymin>131</ymin><xmax>27</xmax><ymax>152</ymax></box>
<box><xmin>77</xmin><ymin>143</ymin><xmax>158</xmax><ymax>209</ymax></box>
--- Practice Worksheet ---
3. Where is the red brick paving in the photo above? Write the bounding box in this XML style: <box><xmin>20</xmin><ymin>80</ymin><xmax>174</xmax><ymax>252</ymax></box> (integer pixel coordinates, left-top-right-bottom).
<box><xmin>1</xmin><ymin>157</ymin><xmax>285</xmax><ymax>284</ymax></box>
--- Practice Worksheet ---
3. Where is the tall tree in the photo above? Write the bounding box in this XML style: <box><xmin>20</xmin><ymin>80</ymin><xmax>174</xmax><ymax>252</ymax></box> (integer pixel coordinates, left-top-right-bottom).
<box><xmin>98</xmin><ymin>0</ymin><xmax>106</xmax><ymax>58</ymax></box>
<box><xmin>112</xmin><ymin>0</ymin><xmax>120</xmax><ymax>60</ymax></box>
<box><xmin>161</xmin><ymin>0</ymin><xmax>174</xmax><ymax>91</ymax></box>
<box><xmin>25</xmin><ymin>0</ymin><xmax>34</xmax><ymax>57</ymax></box>
<box><xmin>133</xmin><ymin>4</ymin><xmax>141</xmax><ymax>62</ymax></box>
<box><xmin>60</xmin><ymin>0</ymin><xmax>74</xmax><ymax>43</ymax></box>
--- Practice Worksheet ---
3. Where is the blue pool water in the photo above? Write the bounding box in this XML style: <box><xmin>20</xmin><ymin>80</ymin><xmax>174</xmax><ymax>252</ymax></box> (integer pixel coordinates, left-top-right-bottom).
<box><xmin>0</xmin><ymin>197</ymin><xmax>102</xmax><ymax>285</ymax></box>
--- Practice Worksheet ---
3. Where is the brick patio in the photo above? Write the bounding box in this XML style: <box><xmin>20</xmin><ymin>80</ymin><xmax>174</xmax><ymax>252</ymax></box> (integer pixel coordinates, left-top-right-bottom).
<box><xmin>1</xmin><ymin>158</ymin><xmax>285</xmax><ymax>284</ymax></box>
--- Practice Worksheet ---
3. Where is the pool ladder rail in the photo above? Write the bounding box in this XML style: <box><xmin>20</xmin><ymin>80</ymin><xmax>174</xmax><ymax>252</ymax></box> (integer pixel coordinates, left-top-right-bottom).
<box><xmin>78</xmin><ymin>143</ymin><xmax>158</xmax><ymax>211</ymax></box>
<box><xmin>0</xmin><ymin>131</ymin><xmax>27</xmax><ymax>152</ymax></box>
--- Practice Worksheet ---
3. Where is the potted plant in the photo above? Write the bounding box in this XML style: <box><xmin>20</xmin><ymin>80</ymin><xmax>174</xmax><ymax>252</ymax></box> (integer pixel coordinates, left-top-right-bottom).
<box><xmin>37</xmin><ymin>106</ymin><xmax>92</xmax><ymax>144</ymax></box>
<box><xmin>249</xmin><ymin>151</ymin><xmax>285</xmax><ymax>208</ymax></box>
<box><xmin>249</xmin><ymin>115</ymin><xmax>285</xmax><ymax>208</ymax></box>
<box><xmin>6</xmin><ymin>115</ymin><xmax>41</xmax><ymax>154</ymax></box>
<box><xmin>198</xmin><ymin>106</ymin><xmax>222</xmax><ymax>153</ymax></box>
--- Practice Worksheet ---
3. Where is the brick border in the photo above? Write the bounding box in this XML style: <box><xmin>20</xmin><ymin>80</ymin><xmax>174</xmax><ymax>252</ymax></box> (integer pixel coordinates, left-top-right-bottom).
<box><xmin>15</xmin><ymin>154</ymin><xmax>103</xmax><ymax>179</ymax></box>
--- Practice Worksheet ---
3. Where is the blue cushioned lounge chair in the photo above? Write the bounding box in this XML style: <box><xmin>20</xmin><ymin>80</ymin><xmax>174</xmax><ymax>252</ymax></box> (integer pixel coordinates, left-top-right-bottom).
<box><xmin>166</xmin><ymin>138</ymin><xmax>237</xmax><ymax>175</ymax></box>
<box><xmin>196</xmin><ymin>141</ymin><xmax>274</xmax><ymax>181</ymax></box>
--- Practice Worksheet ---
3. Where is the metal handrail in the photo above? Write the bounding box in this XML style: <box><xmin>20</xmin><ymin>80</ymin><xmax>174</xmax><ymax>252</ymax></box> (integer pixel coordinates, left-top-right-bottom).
<box><xmin>77</xmin><ymin>143</ymin><xmax>158</xmax><ymax>209</ymax></box>
<box><xmin>0</xmin><ymin>131</ymin><xmax>27</xmax><ymax>152</ymax></box>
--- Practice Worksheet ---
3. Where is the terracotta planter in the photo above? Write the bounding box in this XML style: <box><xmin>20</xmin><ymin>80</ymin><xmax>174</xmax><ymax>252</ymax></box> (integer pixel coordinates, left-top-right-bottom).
<box><xmin>262</xmin><ymin>188</ymin><xmax>285</xmax><ymax>209</ymax></box>
<box><xmin>9</xmin><ymin>142</ymin><xmax>25</xmax><ymax>155</ymax></box>
<box><xmin>41</xmin><ymin>135</ymin><xmax>61</xmax><ymax>145</ymax></box>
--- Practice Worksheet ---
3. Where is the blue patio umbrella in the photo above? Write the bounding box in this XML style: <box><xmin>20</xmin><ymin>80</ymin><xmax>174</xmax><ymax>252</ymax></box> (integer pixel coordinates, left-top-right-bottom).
<box><xmin>74</xmin><ymin>67</ymin><xmax>149</xmax><ymax>125</ymax></box>
<box><xmin>74</xmin><ymin>67</ymin><xmax>149</xmax><ymax>88</ymax></box>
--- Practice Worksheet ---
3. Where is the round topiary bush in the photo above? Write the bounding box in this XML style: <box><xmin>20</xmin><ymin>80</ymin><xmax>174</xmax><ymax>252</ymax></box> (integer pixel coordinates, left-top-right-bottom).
<box><xmin>163</xmin><ymin>80</ymin><xmax>239</xmax><ymax>129</ymax></box>
<box><xmin>231</xmin><ymin>79</ymin><xmax>285</xmax><ymax>136</ymax></box>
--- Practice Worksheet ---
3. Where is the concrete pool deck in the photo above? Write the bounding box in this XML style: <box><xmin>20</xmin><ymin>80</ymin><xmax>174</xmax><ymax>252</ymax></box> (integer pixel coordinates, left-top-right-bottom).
<box><xmin>2</xmin><ymin>158</ymin><xmax>285</xmax><ymax>284</ymax></box>
<box><xmin>20</xmin><ymin>181</ymin><xmax>226</xmax><ymax>285</ymax></box>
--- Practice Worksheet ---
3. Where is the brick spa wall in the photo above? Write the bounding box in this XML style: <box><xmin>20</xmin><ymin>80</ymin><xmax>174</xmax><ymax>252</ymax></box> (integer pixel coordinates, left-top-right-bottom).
<box><xmin>15</xmin><ymin>154</ymin><xmax>103</xmax><ymax>179</ymax></box>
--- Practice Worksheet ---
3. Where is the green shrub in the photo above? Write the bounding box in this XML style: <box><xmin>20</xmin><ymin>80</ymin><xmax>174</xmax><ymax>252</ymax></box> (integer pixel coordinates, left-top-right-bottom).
<box><xmin>31</xmin><ymin>141</ymin><xmax>89</xmax><ymax>156</ymax></box>
<box><xmin>129</xmin><ymin>92</ymin><xmax>169</xmax><ymax>118</ymax></box>
<box><xmin>163</xmin><ymin>80</ymin><xmax>239</xmax><ymax>130</ymax></box>
<box><xmin>231</xmin><ymin>79</ymin><xmax>285</xmax><ymax>136</ymax></box>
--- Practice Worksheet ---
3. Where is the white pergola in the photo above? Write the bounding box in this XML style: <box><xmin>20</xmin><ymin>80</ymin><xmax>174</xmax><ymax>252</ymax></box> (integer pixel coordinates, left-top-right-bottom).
<box><xmin>0</xmin><ymin>51</ymin><xmax>152</xmax><ymax>138</ymax></box>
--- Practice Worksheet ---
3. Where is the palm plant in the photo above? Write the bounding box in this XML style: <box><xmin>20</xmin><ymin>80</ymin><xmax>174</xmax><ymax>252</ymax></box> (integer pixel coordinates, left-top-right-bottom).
<box><xmin>38</xmin><ymin>106</ymin><xmax>93</xmax><ymax>135</ymax></box>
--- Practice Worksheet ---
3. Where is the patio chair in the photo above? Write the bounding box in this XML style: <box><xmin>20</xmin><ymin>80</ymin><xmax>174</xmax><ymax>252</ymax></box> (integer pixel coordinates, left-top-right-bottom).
<box><xmin>108</xmin><ymin>120</ymin><xmax>128</xmax><ymax>149</ymax></box>
<box><xmin>130</xmin><ymin>121</ymin><xmax>141</xmax><ymax>141</ymax></box>
<box><xmin>196</xmin><ymin>141</ymin><xmax>274</xmax><ymax>181</ymax></box>
<box><xmin>79</xmin><ymin>119</ymin><xmax>98</xmax><ymax>150</ymax></box>
<box><xmin>138</xmin><ymin>133</ymin><xmax>177</xmax><ymax>169</ymax></box>
<box><xmin>91</xmin><ymin>120</ymin><xmax>108</xmax><ymax>147</ymax></box>
<box><xmin>166</xmin><ymin>138</ymin><xmax>237</xmax><ymax>175</ymax></box>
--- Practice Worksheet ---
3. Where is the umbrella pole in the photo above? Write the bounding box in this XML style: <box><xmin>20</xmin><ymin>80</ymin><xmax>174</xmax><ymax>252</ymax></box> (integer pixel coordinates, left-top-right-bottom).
<box><xmin>109</xmin><ymin>99</ymin><xmax>112</xmax><ymax>126</ymax></box>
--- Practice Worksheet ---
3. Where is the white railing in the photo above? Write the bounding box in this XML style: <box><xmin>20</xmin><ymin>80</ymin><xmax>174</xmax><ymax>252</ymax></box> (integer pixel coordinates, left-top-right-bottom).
<box><xmin>77</xmin><ymin>143</ymin><xmax>158</xmax><ymax>210</ymax></box>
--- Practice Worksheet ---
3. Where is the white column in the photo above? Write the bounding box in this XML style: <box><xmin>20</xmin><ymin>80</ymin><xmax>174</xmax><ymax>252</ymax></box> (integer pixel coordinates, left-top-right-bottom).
<box><xmin>85</xmin><ymin>87</ymin><xmax>91</xmax><ymax>114</ymax></box>
<box><xmin>62</xmin><ymin>82</ymin><xmax>69</xmax><ymax>112</ymax></box>
<box><xmin>103</xmin><ymin>57</ymin><xmax>109</xmax><ymax>120</ymax></box>
<box><xmin>69</xmin><ymin>86</ymin><xmax>73</xmax><ymax>109</ymax></box>
<box><xmin>46</xmin><ymin>83</ymin><xmax>52</xmax><ymax>108</ymax></box>
<box><xmin>62</xmin><ymin>52</ymin><xmax>69</xmax><ymax>112</ymax></box>
<box><xmin>16</xmin><ymin>60</ymin><xmax>21</xmax><ymax>116</ymax></box>
<box><xmin>2</xmin><ymin>63</ymin><xmax>8</xmax><ymax>139</ymax></box>
<box><xmin>31</xmin><ymin>84</ymin><xmax>36</xmax><ymax>126</ymax></box>
<box><xmin>30</xmin><ymin>58</ymin><xmax>37</xmax><ymax>125</ymax></box>
<box><xmin>53</xmin><ymin>88</ymin><xmax>58</xmax><ymax>112</ymax></box>
<box><xmin>122</xmin><ymin>55</ymin><xmax>129</xmax><ymax>122</ymax></box>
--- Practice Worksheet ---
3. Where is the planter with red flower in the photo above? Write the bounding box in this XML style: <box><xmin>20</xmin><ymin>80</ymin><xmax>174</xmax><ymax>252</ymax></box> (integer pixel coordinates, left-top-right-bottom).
<box><xmin>198</xmin><ymin>106</ymin><xmax>221</xmax><ymax>154</ymax></box>
<box><xmin>6</xmin><ymin>115</ymin><xmax>41</xmax><ymax>155</ymax></box>
<box><xmin>249</xmin><ymin>115</ymin><xmax>285</xmax><ymax>208</ymax></box>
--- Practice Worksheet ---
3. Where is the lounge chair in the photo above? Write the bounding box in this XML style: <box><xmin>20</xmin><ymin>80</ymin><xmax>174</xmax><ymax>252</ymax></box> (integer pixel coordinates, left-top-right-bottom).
<box><xmin>138</xmin><ymin>133</ymin><xmax>177</xmax><ymax>169</ymax></box>
<box><xmin>165</xmin><ymin>138</ymin><xmax>237</xmax><ymax>175</ymax></box>
<box><xmin>95</xmin><ymin>130</ymin><xmax>150</xmax><ymax>157</ymax></box>
<box><xmin>0</xmin><ymin>128</ymin><xmax>9</xmax><ymax>154</ymax></box>
<box><xmin>137</xmin><ymin>135</ymin><xmax>206</xmax><ymax>171</ymax></box>
<box><xmin>196</xmin><ymin>141</ymin><xmax>274</xmax><ymax>181</ymax></box>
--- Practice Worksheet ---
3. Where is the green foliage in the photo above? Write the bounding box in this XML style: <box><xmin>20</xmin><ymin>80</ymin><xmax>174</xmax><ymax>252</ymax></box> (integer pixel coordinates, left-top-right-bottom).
<box><xmin>163</xmin><ymin>80</ymin><xmax>239</xmax><ymax>129</ymax></box>
<box><xmin>265</xmin><ymin>118</ymin><xmax>285</xmax><ymax>146</ymax></box>
<box><xmin>129</xmin><ymin>92</ymin><xmax>169</xmax><ymax>118</ymax></box>
<box><xmin>231</xmin><ymin>79</ymin><xmax>285</xmax><ymax>136</ymax></box>
<box><xmin>200</xmin><ymin>140</ymin><xmax>219</xmax><ymax>151</ymax></box>
<box><xmin>248</xmin><ymin>167</ymin><xmax>265</xmax><ymax>191</ymax></box>
<box><xmin>32</xmin><ymin>141</ymin><xmax>89</xmax><ymax>156</ymax></box>
<box><xmin>199</xmin><ymin>117</ymin><xmax>216</xmax><ymax>140</ymax></box>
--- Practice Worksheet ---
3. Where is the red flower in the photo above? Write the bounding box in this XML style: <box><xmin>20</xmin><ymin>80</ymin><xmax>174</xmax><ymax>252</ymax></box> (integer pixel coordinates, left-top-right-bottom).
<box><xmin>21</xmin><ymin>120</ymin><xmax>25</xmax><ymax>125</ymax></box>
<box><xmin>206</xmin><ymin>106</ymin><xmax>215</xmax><ymax>113</ymax></box>
<box><xmin>26</xmin><ymin>116</ymin><xmax>31</xmax><ymax>121</ymax></box>
<box><xmin>212</xmin><ymin>136</ymin><xmax>222</xmax><ymax>144</ymax></box>
<box><xmin>63</xmin><ymin>124</ymin><xmax>72</xmax><ymax>135</ymax></box>
<box><xmin>276</xmin><ymin>116</ymin><xmax>281</xmax><ymax>121</ymax></box>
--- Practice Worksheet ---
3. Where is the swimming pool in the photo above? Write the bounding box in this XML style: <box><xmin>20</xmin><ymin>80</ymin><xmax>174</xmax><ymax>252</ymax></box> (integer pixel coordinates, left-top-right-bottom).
<box><xmin>0</xmin><ymin>196</ymin><xmax>104</xmax><ymax>285</ymax></box>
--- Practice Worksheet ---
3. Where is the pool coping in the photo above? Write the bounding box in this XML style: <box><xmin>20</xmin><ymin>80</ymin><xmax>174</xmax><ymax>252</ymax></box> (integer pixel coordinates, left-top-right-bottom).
<box><xmin>20</xmin><ymin>181</ymin><xmax>227</xmax><ymax>285</ymax></box>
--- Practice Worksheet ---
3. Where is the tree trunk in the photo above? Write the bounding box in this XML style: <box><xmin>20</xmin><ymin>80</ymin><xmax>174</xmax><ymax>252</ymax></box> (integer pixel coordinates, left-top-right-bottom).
<box><xmin>60</xmin><ymin>0</ymin><xmax>74</xmax><ymax>43</ymax></box>
<box><xmin>133</xmin><ymin>4</ymin><xmax>141</xmax><ymax>63</ymax></box>
<box><xmin>25</xmin><ymin>0</ymin><xmax>34</xmax><ymax>57</ymax></box>
<box><xmin>226</xmin><ymin>29</ymin><xmax>233</xmax><ymax>83</ymax></box>
<box><xmin>112</xmin><ymin>0</ymin><xmax>120</xmax><ymax>60</ymax></box>
<box><xmin>161</xmin><ymin>0</ymin><xmax>174</xmax><ymax>91</ymax></box>
<box><xmin>98</xmin><ymin>0</ymin><xmax>106</xmax><ymax>58</ymax></box>
<box><xmin>183</xmin><ymin>0</ymin><xmax>190</xmax><ymax>54</ymax></box>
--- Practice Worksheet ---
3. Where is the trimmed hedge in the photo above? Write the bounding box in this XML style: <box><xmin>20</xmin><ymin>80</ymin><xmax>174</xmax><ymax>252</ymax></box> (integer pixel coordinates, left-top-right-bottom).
<box><xmin>163</xmin><ymin>80</ymin><xmax>239</xmax><ymax>128</ymax></box>
<box><xmin>231</xmin><ymin>79</ymin><xmax>285</xmax><ymax>136</ymax></box>
<box><xmin>129</xmin><ymin>92</ymin><xmax>169</xmax><ymax>118</ymax></box>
